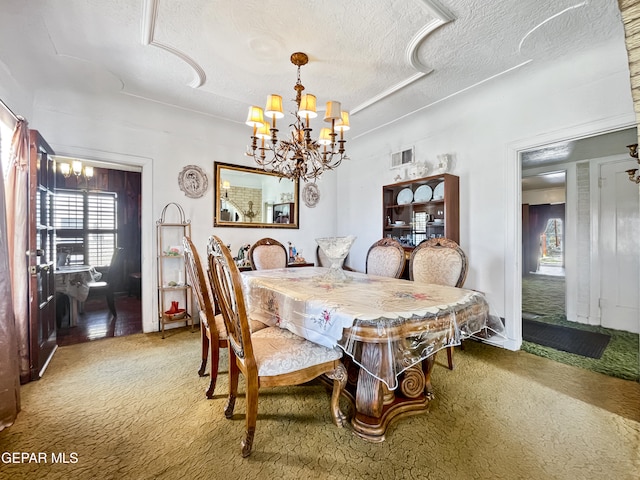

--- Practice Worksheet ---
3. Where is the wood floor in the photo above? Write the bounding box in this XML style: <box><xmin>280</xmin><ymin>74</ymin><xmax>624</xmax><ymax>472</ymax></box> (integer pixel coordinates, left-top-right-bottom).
<box><xmin>56</xmin><ymin>292</ymin><xmax>143</xmax><ymax>346</ymax></box>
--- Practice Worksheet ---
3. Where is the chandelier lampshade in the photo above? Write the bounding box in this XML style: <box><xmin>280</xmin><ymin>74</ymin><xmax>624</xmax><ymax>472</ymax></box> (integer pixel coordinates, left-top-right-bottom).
<box><xmin>336</xmin><ymin>111</ymin><xmax>350</xmax><ymax>131</ymax></box>
<box><xmin>265</xmin><ymin>95</ymin><xmax>284</xmax><ymax>120</ymax></box>
<box><xmin>298</xmin><ymin>94</ymin><xmax>317</xmax><ymax>119</ymax></box>
<box><xmin>72</xmin><ymin>160</ymin><xmax>83</xmax><ymax>176</ymax></box>
<box><xmin>245</xmin><ymin>52</ymin><xmax>350</xmax><ymax>182</ymax></box>
<box><xmin>318</xmin><ymin>128</ymin><xmax>332</xmax><ymax>146</ymax></box>
<box><xmin>246</xmin><ymin>106</ymin><xmax>265</xmax><ymax>128</ymax></box>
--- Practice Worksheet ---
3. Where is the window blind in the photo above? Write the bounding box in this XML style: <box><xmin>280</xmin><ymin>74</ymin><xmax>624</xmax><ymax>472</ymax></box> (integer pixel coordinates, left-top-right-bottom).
<box><xmin>54</xmin><ymin>189</ymin><xmax>117</xmax><ymax>267</ymax></box>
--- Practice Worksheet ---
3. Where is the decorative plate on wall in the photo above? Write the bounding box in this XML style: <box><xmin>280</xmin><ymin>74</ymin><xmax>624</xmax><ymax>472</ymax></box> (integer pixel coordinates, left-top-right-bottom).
<box><xmin>178</xmin><ymin>165</ymin><xmax>208</xmax><ymax>198</ymax></box>
<box><xmin>302</xmin><ymin>182</ymin><xmax>320</xmax><ymax>208</ymax></box>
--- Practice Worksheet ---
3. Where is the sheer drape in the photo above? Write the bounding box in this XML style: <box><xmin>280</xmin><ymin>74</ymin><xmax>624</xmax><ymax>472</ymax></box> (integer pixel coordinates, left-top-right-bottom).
<box><xmin>0</xmin><ymin>119</ymin><xmax>25</xmax><ymax>430</ymax></box>
<box><xmin>6</xmin><ymin>119</ymin><xmax>30</xmax><ymax>380</ymax></box>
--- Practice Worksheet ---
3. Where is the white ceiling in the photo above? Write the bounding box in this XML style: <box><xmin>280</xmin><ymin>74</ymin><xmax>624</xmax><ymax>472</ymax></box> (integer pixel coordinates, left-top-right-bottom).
<box><xmin>0</xmin><ymin>0</ymin><xmax>627</xmax><ymax>139</ymax></box>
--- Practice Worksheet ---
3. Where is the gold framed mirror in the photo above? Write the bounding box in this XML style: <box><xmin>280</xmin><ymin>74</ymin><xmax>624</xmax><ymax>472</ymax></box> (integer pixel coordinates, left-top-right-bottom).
<box><xmin>214</xmin><ymin>162</ymin><xmax>299</xmax><ymax>228</ymax></box>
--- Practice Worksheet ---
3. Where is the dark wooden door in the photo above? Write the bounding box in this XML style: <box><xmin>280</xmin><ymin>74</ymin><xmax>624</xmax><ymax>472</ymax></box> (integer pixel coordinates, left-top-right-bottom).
<box><xmin>27</xmin><ymin>129</ymin><xmax>56</xmax><ymax>381</ymax></box>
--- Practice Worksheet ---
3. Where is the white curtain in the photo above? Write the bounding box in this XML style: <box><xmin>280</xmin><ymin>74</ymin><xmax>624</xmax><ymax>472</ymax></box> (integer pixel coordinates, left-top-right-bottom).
<box><xmin>0</xmin><ymin>118</ymin><xmax>25</xmax><ymax>430</ymax></box>
<box><xmin>6</xmin><ymin>119</ymin><xmax>30</xmax><ymax>381</ymax></box>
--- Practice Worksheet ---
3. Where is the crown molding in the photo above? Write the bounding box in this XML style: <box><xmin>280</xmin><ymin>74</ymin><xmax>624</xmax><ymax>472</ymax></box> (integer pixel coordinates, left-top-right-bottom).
<box><xmin>141</xmin><ymin>0</ymin><xmax>206</xmax><ymax>88</ymax></box>
<box><xmin>352</xmin><ymin>0</ymin><xmax>455</xmax><ymax>116</ymax></box>
<box><xmin>406</xmin><ymin>0</ymin><xmax>455</xmax><ymax>72</ymax></box>
<box><xmin>518</xmin><ymin>2</ymin><xmax>587</xmax><ymax>53</ymax></box>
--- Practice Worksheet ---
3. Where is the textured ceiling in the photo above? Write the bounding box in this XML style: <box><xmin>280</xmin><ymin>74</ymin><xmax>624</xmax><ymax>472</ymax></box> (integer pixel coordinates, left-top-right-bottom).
<box><xmin>0</xmin><ymin>0</ymin><xmax>627</xmax><ymax>138</ymax></box>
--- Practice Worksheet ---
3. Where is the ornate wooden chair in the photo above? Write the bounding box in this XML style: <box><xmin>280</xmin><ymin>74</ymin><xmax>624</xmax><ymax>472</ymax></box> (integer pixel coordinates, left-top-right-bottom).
<box><xmin>207</xmin><ymin>235</ymin><xmax>347</xmax><ymax>457</ymax></box>
<box><xmin>183</xmin><ymin>236</ymin><xmax>269</xmax><ymax>398</ymax></box>
<box><xmin>183</xmin><ymin>236</ymin><xmax>227</xmax><ymax>398</ymax></box>
<box><xmin>409</xmin><ymin>237</ymin><xmax>468</xmax><ymax>369</ymax></box>
<box><xmin>248</xmin><ymin>237</ymin><xmax>288</xmax><ymax>270</ymax></box>
<box><xmin>365</xmin><ymin>238</ymin><xmax>406</xmax><ymax>278</ymax></box>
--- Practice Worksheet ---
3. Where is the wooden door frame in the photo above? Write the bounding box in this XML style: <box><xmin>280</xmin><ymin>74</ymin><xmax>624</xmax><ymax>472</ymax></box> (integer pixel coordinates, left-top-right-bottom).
<box><xmin>26</xmin><ymin>129</ymin><xmax>57</xmax><ymax>382</ymax></box>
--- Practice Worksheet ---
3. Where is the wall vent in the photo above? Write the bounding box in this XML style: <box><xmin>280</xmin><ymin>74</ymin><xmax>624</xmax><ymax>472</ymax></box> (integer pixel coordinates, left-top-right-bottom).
<box><xmin>391</xmin><ymin>147</ymin><xmax>414</xmax><ymax>169</ymax></box>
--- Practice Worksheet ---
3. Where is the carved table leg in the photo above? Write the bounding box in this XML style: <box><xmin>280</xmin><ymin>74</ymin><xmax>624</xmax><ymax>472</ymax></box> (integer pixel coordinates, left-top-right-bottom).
<box><xmin>355</xmin><ymin>343</ymin><xmax>384</xmax><ymax>418</ymax></box>
<box><xmin>422</xmin><ymin>354</ymin><xmax>436</xmax><ymax>398</ymax></box>
<box><xmin>350</xmin><ymin>344</ymin><xmax>434</xmax><ymax>442</ymax></box>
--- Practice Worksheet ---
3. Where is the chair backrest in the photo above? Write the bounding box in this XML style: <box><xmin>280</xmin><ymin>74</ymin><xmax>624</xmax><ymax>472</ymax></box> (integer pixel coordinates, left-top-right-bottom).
<box><xmin>106</xmin><ymin>247</ymin><xmax>125</xmax><ymax>290</ymax></box>
<box><xmin>365</xmin><ymin>238</ymin><xmax>406</xmax><ymax>278</ymax></box>
<box><xmin>207</xmin><ymin>236</ymin><xmax>255</xmax><ymax>373</ymax></box>
<box><xmin>248</xmin><ymin>237</ymin><xmax>288</xmax><ymax>270</ymax></box>
<box><xmin>183</xmin><ymin>236</ymin><xmax>217</xmax><ymax>331</ymax></box>
<box><xmin>409</xmin><ymin>238</ymin><xmax>468</xmax><ymax>287</ymax></box>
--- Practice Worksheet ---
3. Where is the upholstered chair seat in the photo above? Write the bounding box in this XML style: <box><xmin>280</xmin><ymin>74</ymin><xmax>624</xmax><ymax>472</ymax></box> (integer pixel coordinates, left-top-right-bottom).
<box><xmin>251</xmin><ymin>327</ymin><xmax>343</xmax><ymax>376</ymax></box>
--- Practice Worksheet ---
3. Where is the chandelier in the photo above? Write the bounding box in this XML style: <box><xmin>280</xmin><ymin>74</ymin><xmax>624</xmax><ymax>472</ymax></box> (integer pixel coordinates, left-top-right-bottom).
<box><xmin>60</xmin><ymin>159</ymin><xmax>94</xmax><ymax>179</ymax></box>
<box><xmin>626</xmin><ymin>143</ymin><xmax>640</xmax><ymax>183</ymax></box>
<box><xmin>245</xmin><ymin>52</ymin><xmax>350</xmax><ymax>182</ymax></box>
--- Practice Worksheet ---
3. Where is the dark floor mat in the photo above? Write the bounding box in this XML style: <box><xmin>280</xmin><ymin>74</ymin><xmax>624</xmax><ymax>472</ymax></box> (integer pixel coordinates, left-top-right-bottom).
<box><xmin>522</xmin><ymin>319</ymin><xmax>611</xmax><ymax>359</ymax></box>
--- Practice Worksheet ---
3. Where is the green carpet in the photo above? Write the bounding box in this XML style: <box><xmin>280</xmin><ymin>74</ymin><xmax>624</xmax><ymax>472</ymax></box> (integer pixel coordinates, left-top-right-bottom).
<box><xmin>1</xmin><ymin>330</ymin><xmax>639</xmax><ymax>479</ymax></box>
<box><xmin>522</xmin><ymin>274</ymin><xmax>565</xmax><ymax>317</ymax></box>
<box><xmin>522</xmin><ymin>274</ymin><xmax>639</xmax><ymax>382</ymax></box>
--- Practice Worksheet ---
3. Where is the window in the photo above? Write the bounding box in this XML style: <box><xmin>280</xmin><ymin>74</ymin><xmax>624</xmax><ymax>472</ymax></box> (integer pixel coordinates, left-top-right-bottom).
<box><xmin>540</xmin><ymin>218</ymin><xmax>564</xmax><ymax>267</ymax></box>
<box><xmin>54</xmin><ymin>189</ymin><xmax>117</xmax><ymax>267</ymax></box>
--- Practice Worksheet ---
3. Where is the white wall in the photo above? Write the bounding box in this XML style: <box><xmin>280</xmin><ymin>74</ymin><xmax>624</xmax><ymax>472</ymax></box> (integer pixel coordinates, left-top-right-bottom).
<box><xmin>522</xmin><ymin>187</ymin><xmax>565</xmax><ymax>205</ymax></box>
<box><xmin>338</xmin><ymin>41</ymin><xmax>636</xmax><ymax>349</ymax></box>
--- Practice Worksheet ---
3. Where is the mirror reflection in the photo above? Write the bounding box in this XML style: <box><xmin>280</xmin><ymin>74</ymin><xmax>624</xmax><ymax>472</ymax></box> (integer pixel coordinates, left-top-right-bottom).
<box><xmin>214</xmin><ymin>162</ymin><xmax>299</xmax><ymax>228</ymax></box>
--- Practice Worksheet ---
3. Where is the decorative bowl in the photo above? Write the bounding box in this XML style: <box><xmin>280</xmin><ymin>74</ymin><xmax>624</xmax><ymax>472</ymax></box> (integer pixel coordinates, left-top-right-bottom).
<box><xmin>164</xmin><ymin>308</ymin><xmax>186</xmax><ymax>320</ymax></box>
<box><xmin>315</xmin><ymin>236</ymin><xmax>356</xmax><ymax>282</ymax></box>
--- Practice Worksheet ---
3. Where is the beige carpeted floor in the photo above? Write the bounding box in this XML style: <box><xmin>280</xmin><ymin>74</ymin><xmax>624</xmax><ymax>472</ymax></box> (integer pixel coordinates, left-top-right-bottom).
<box><xmin>1</xmin><ymin>328</ymin><xmax>639</xmax><ymax>480</ymax></box>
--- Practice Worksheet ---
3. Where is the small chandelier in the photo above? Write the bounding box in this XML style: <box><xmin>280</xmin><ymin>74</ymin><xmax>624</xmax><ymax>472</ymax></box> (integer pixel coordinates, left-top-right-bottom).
<box><xmin>60</xmin><ymin>159</ymin><xmax>94</xmax><ymax>179</ymax></box>
<box><xmin>626</xmin><ymin>144</ymin><xmax>640</xmax><ymax>184</ymax></box>
<box><xmin>245</xmin><ymin>52</ymin><xmax>350</xmax><ymax>182</ymax></box>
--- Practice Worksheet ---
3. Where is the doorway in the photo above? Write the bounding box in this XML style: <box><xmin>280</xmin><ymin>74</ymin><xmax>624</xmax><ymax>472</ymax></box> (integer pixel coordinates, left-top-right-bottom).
<box><xmin>522</xmin><ymin>171</ymin><xmax>567</xmax><ymax>322</ymax></box>
<box><xmin>518</xmin><ymin>129</ymin><xmax>639</xmax><ymax>381</ymax></box>
<box><xmin>53</xmin><ymin>157</ymin><xmax>143</xmax><ymax>346</ymax></box>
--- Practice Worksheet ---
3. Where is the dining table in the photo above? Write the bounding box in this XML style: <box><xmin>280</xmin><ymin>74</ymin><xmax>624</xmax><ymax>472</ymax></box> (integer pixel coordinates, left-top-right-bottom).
<box><xmin>241</xmin><ymin>266</ymin><xmax>505</xmax><ymax>442</ymax></box>
<box><xmin>54</xmin><ymin>265</ymin><xmax>101</xmax><ymax>327</ymax></box>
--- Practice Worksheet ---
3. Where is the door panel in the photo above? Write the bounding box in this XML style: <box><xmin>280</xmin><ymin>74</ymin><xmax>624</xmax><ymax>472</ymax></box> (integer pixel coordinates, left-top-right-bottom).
<box><xmin>28</xmin><ymin>130</ymin><xmax>56</xmax><ymax>380</ymax></box>
<box><xmin>599</xmin><ymin>159</ymin><xmax>640</xmax><ymax>333</ymax></box>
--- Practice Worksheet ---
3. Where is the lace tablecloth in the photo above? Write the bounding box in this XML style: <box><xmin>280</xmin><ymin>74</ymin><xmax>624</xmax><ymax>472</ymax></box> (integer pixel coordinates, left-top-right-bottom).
<box><xmin>241</xmin><ymin>267</ymin><xmax>504</xmax><ymax>389</ymax></box>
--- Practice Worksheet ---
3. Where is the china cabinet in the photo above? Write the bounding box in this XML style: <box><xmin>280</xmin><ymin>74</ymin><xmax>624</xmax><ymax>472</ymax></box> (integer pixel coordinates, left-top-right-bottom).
<box><xmin>382</xmin><ymin>173</ymin><xmax>459</xmax><ymax>250</ymax></box>
<box><xmin>157</xmin><ymin>203</ymin><xmax>194</xmax><ymax>338</ymax></box>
